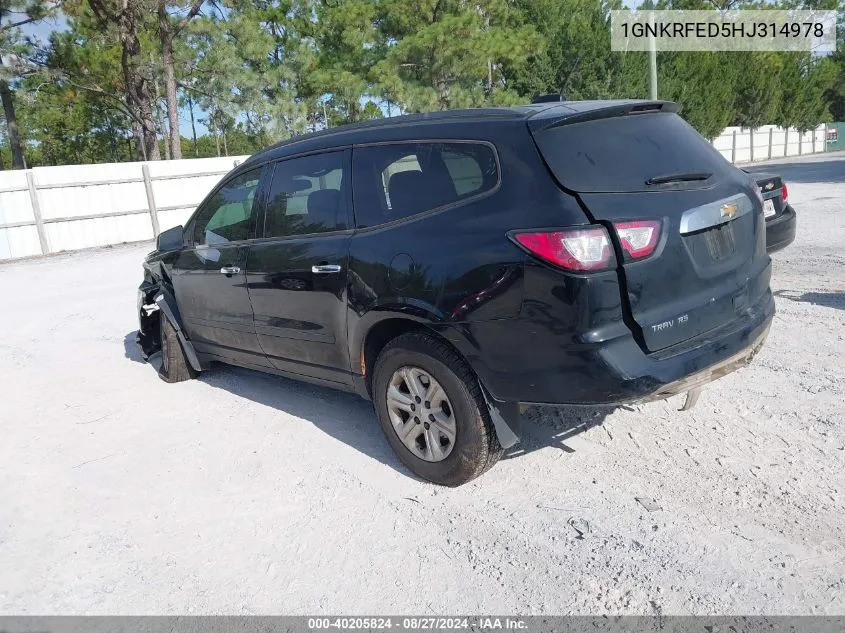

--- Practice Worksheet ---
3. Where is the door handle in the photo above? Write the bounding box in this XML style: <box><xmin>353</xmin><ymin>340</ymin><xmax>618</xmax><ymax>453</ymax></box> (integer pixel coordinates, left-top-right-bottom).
<box><xmin>311</xmin><ymin>264</ymin><xmax>342</xmax><ymax>274</ymax></box>
<box><xmin>220</xmin><ymin>266</ymin><xmax>241</xmax><ymax>275</ymax></box>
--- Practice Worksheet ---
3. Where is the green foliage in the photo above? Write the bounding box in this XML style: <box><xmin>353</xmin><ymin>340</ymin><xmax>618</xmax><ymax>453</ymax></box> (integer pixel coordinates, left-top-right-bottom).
<box><xmin>732</xmin><ymin>53</ymin><xmax>782</xmax><ymax>130</ymax></box>
<box><xmin>325</xmin><ymin>98</ymin><xmax>384</xmax><ymax>128</ymax></box>
<box><xmin>371</xmin><ymin>0</ymin><xmax>541</xmax><ymax>111</ymax></box>
<box><xmin>508</xmin><ymin>0</ymin><xmax>644</xmax><ymax>100</ymax></box>
<box><xmin>1</xmin><ymin>0</ymin><xmax>46</xmax><ymax>62</ymax></box>
<box><xmin>184</xmin><ymin>126</ymin><xmax>263</xmax><ymax>158</ymax></box>
<box><xmin>310</xmin><ymin>0</ymin><xmax>378</xmax><ymax>123</ymax></box>
<box><xmin>2</xmin><ymin>0</ymin><xmax>65</xmax><ymax>167</ymax></box>
<box><xmin>658</xmin><ymin>52</ymin><xmax>739</xmax><ymax>139</ymax></box>
<box><xmin>185</xmin><ymin>0</ymin><xmax>315</xmax><ymax>145</ymax></box>
<box><xmin>828</xmin><ymin>49</ymin><xmax>845</xmax><ymax>121</ymax></box>
<box><xmin>17</xmin><ymin>75</ymin><xmax>133</xmax><ymax>164</ymax></box>
<box><xmin>777</xmin><ymin>53</ymin><xmax>837</xmax><ymax>131</ymax></box>
<box><xmin>3</xmin><ymin>0</ymin><xmax>843</xmax><ymax>168</ymax></box>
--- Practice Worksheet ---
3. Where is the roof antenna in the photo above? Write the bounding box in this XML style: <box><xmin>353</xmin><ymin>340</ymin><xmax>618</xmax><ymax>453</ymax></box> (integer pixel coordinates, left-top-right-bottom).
<box><xmin>559</xmin><ymin>54</ymin><xmax>581</xmax><ymax>96</ymax></box>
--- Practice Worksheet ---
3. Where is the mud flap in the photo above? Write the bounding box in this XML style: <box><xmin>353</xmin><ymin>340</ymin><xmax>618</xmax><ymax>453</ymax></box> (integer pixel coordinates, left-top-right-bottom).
<box><xmin>154</xmin><ymin>288</ymin><xmax>203</xmax><ymax>373</ymax></box>
<box><xmin>480</xmin><ymin>386</ymin><xmax>521</xmax><ymax>449</ymax></box>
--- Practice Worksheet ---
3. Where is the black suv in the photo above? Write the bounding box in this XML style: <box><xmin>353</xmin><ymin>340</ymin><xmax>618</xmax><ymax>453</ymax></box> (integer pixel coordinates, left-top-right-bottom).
<box><xmin>137</xmin><ymin>100</ymin><xmax>774</xmax><ymax>486</ymax></box>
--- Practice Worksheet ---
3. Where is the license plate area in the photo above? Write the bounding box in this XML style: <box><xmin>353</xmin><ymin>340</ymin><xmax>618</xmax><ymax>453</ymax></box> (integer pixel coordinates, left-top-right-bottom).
<box><xmin>683</xmin><ymin>221</ymin><xmax>741</xmax><ymax>270</ymax></box>
<box><xmin>703</xmin><ymin>222</ymin><xmax>737</xmax><ymax>260</ymax></box>
<box><xmin>763</xmin><ymin>199</ymin><xmax>776</xmax><ymax>218</ymax></box>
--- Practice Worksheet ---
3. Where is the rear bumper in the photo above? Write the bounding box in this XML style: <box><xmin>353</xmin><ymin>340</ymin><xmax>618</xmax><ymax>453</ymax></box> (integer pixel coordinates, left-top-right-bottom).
<box><xmin>443</xmin><ymin>288</ymin><xmax>775</xmax><ymax>406</ymax></box>
<box><xmin>639</xmin><ymin>322</ymin><xmax>769</xmax><ymax>402</ymax></box>
<box><xmin>766</xmin><ymin>204</ymin><xmax>796</xmax><ymax>253</ymax></box>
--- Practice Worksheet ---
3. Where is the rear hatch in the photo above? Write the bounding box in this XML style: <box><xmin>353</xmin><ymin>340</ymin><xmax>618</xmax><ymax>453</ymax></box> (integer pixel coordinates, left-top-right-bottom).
<box><xmin>530</xmin><ymin>103</ymin><xmax>769</xmax><ymax>352</ymax></box>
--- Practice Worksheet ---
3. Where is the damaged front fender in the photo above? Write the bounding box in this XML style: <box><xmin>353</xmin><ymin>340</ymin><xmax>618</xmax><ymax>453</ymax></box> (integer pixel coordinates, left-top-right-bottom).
<box><xmin>136</xmin><ymin>275</ymin><xmax>162</xmax><ymax>361</ymax></box>
<box><xmin>154</xmin><ymin>287</ymin><xmax>203</xmax><ymax>372</ymax></box>
<box><xmin>136</xmin><ymin>271</ymin><xmax>202</xmax><ymax>373</ymax></box>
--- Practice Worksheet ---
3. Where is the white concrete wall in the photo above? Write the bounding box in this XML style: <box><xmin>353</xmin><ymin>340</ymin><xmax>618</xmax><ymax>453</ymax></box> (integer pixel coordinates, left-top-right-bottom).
<box><xmin>0</xmin><ymin>170</ymin><xmax>39</xmax><ymax>259</ymax></box>
<box><xmin>712</xmin><ymin>124</ymin><xmax>827</xmax><ymax>164</ymax></box>
<box><xmin>0</xmin><ymin>155</ymin><xmax>249</xmax><ymax>261</ymax></box>
<box><xmin>0</xmin><ymin>122</ymin><xmax>831</xmax><ymax>261</ymax></box>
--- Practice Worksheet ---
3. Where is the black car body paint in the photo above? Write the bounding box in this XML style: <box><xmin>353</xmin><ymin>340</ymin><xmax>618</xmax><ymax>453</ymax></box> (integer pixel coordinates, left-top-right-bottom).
<box><xmin>137</xmin><ymin>100</ymin><xmax>775</xmax><ymax>447</ymax></box>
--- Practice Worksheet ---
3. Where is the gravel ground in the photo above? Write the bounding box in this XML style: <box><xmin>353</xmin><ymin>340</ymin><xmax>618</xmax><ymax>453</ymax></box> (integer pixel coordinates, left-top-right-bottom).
<box><xmin>1</xmin><ymin>152</ymin><xmax>843</xmax><ymax>615</ymax></box>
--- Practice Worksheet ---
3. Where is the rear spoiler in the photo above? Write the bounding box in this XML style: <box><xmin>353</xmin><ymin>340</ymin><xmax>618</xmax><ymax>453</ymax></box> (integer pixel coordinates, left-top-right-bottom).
<box><xmin>528</xmin><ymin>101</ymin><xmax>679</xmax><ymax>132</ymax></box>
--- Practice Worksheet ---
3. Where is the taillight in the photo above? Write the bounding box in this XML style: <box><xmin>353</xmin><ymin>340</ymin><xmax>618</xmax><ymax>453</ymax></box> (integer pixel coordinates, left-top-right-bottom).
<box><xmin>513</xmin><ymin>226</ymin><xmax>614</xmax><ymax>272</ymax></box>
<box><xmin>613</xmin><ymin>220</ymin><xmax>661</xmax><ymax>261</ymax></box>
<box><xmin>781</xmin><ymin>182</ymin><xmax>788</xmax><ymax>204</ymax></box>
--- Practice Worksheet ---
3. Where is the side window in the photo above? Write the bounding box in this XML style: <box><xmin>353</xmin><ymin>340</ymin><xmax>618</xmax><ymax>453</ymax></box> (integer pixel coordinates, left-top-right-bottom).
<box><xmin>264</xmin><ymin>152</ymin><xmax>347</xmax><ymax>238</ymax></box>
<box><xmin>381</xmin><ymin>154</ymin><xmax>421</xmax><ymax>210</ymax></box>
<box><xmin>352</xmin><ymin>142</ymin><xmax>498</xmax><ymax>228</ymax></box>
<box><xmin>193</xmin><ymin>168</ymin><xmax>261</xmax><ymax>245</ymax></box>
<box><xmin>443</xmin><ymin>151</ymin><xmax>485</xmax><ymax>195</ymax></box>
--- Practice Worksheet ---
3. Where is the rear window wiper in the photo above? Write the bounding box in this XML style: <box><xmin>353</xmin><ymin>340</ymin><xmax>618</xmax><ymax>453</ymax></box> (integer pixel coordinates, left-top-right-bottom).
<box><xmin>645</xmin><ymin>171</ymin><xmax>712</xmax><ymax>186</ymax></box>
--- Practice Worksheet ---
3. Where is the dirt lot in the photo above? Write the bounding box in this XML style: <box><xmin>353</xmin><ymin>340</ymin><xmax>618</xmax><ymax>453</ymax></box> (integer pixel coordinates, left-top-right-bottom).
<box><xmin>1</xmin><ymin>152</ymin><xmax>843</xmax><ymax>615</ymax></box>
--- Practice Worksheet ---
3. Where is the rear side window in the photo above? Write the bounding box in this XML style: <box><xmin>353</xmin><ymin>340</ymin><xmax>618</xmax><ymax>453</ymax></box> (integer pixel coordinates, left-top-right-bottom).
<box><xmin>352</xmin><ymin>142</ymin><xmax>498</xmax><ymax>228</ymax></box>
<box><xmin>532</xmin><ymin>112</ymin><xmax>732</xmax><ymax>193</ymax></box>
<box><xmin>263</xmin><ymin>151</ymin><xmax>347</xmax><ymax>238</ymax></box>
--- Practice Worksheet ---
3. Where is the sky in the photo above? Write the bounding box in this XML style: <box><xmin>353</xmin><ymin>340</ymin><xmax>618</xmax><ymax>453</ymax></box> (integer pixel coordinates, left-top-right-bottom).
<box><xmin>22</xmin><ymin>14</ymin><xmax>66</xmax><ymax>42</ymax></box>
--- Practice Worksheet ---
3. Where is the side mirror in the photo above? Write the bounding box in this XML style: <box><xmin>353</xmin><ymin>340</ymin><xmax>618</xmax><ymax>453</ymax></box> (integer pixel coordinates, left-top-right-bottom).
<box><xmin>157</xmin><ymin>225</ymin><xmax>185</xmax><ymax>253</ymax></box>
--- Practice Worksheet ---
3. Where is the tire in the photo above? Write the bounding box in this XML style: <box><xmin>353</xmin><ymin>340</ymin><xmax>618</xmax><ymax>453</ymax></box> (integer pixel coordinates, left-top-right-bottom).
<box><xmin>372</xmin><ymin>331</ymin><xmax>502</xmax><ymax>486</ymax></box>
<box><xmin>158</xmin><ymin>315</ymin><xmax>198</xmax><ymax>383</ymax></box>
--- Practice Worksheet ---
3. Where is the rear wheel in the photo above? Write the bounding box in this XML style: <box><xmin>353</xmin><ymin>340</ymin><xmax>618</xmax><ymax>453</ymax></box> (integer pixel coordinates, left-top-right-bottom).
<box><xmin>158</xmin><ymin>316</ymin><xmax>198</xmax><ymax>383</ymax></box>
<box><xmin>372</xmin><ymin>331</ymin><xmax>502</xmax><ymax>486</ymax></box>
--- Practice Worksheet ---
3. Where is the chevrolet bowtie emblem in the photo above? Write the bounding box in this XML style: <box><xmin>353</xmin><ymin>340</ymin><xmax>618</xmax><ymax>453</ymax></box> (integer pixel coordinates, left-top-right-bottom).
<box><xmin>720</xmin><ymin>202</ymin><xmax>738</xmax><ymax>218</ymax></box>
<box><xmin>764</xmin><ymin>182</ymin><xmax>775</xmax><ymax>191</ymax></box>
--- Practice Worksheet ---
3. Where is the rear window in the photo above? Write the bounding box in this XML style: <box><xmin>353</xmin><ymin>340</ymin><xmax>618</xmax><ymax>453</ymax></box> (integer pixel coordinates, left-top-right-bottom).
<box><xmin>532</xmin><ymin>112</ymin><xmax>731</xmax><ymax>193</ymax></box>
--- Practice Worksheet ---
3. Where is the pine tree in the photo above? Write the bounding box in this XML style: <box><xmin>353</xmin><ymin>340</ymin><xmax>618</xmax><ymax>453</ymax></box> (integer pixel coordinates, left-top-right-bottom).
<box><xmin>371</xmin><ymin>0</ymin><xmax>540</xmax><ymax>112</ymax></box>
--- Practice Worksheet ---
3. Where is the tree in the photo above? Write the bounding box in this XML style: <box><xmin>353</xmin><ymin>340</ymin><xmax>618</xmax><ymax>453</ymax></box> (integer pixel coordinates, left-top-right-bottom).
<box><xmin>822</xmin><ymin>9</ymin><xmax>845</xmax><ymax>121</ymax></box>
<box><xmin>186</xmin><ymin>0</ymin><xmax>314</xmax><ymax>146</ymax></box>
<box><xmin>180</xmin><ymin>84</ymin><xmax>199</xmax><ymax>155</ymax></box>
<box><xmin>201</xmin><ymin>104</ymin><xmax>235</xmax><ymax>155</ymax></box>
<box><xmin>182</xmin><ymin>11</ymin><xmax>241</xmax><ymax>150</ymax></box>
<box><xmin>0</xmin><ymin>73</ymin><xmax>24</xmax><ymax>167</ymax></box>
<box><xmin>17</xmin><ymin>75</ymin><xmax>132</xmax><ymax>164</ymax></box>
<box><xmin>777</xmin><ymin>53</ymin><xmax>837</xmax><ymax>132</ymax></box>
<box><xmin>157</xmin><ymin>0</ymin><xmax>203</xmax><ymax>159</ymax></box>
<box><xmin>24</xmin><ymin>19</ymin><xmax>137</xmax><ymax>163</ymax></box>
<box><xmin>732</xmin><ymin>53</ymin><xmax>781</xmax><ymax>132</ymax></box>
<box><xmin>828</xmin><ymin>49</ymin><xmax>845</xmax><ymax>121</ymax></box>
<box><xmin>84</xmin><ymin>0</ymin><xmax>160</xmax><ymax>160</ymax></box>
<box><xmin>6</xmin><ymin>0</ymin><xmax>843</xmax><ymax>168</ymax></box>
<box><xmin>309</xmin><ymin>0</ymin><xmax>377</xmax><ymax>124</ymax></box>
<box><xmin>507</xmin><ymin>0</ymin><xmax>644</xmax><ymax>101</ymax></box>
<box><xmin>1</xmin><ymin>0</ymin><xmax>59</xmax><ymax>168</ymax></box>
<box><xmin>371</xmin><ymin>0</ymin><xmax>541</xmax><ymax>112</ymax></box>
<box><xmin>657</xmin><ymin>52</ymin><xmax>739</xmax><ymax>139</ymax></box>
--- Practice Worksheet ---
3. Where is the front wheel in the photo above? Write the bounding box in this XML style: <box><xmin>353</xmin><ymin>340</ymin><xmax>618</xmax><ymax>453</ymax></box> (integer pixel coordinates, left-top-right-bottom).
<box><xmin>372</xmin><ymin>331</ymin><xmax>502</xmax><ymax>486</ymax></box>
<box><xmin>158</xmin><ymin>315</ymin><xmax>198</xmax><ymax>383</ymax></box>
